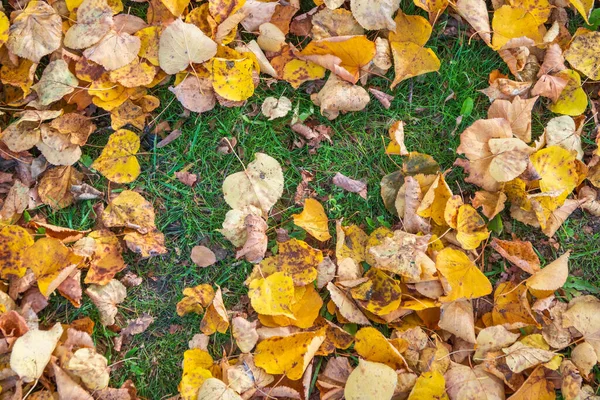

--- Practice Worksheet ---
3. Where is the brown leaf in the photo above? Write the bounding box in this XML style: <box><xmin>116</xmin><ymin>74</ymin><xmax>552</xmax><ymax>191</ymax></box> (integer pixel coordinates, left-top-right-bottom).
<box><xmin>332</xmin><ymin>172</ymin><xmax>367</xmax><ymax>199</ymax></box>
<box><xmin>175</xmin><ymin>170</ymin><xmax>198</xmax><ymax>187</ymax></box>
<box><xmin>491</xmin><ymin>238</ymin><xmax>541</xmax><ymax>275</ymax></box>
<box><xmin>121</xmin><ymin>314</ymin><xmax>154</xmax><ymax>336</ymax></box>
<box><xmin>369</xmin><ymin>87</ymin><xmax>394</xmax><ymax>109</ymax></box>
<box><xmin>236</xmin><ymin>214</ymin><xmax>267</xmax><ymax>263</ymax></box>
<box><xmin>191</xmin><ymin>246</ymin><xmax>217</xmax><ymax>268</ymax></box>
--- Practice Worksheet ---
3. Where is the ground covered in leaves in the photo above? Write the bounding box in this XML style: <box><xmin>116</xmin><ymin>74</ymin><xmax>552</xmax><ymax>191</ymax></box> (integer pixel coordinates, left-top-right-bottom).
<box><xmin>1</xmin><ymin>0</ymin><xmax>600</xmax><ymax>398</ymax></box>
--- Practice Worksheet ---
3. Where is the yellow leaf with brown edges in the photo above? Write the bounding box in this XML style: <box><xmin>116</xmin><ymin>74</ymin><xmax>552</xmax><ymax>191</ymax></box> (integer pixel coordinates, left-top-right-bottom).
<box><xmin>492</xmin><ymin>281</ymin><xmax>538</xmax><ymax>329</ymax></box>
<box><xmin>254</xmin><ymin>329</ymin><xmax>325</xmax><ymax>380</ymax></box>
<box><xmin>91</xmin><ymin>129</ymin><xmax>140</xmax><ymax>183</ymax></box>
<box><xmin>123</xmin><ymin>229</ymin><xmax>167</xmax><ymax>258</ymax></box>
<box><xmin>292</xmin><ymin>198</ymin><xmax>331</xmax><ymax>241</ymax></box>
<box><xmin>435</xmin><ymin>248</ymin><xmax>492</xmax><ymax>302</ymax></box>
<box><xmin>84</xmin><ymin>230</ymin><xmax>127</xmax><ymax>285</ymax></box>
<box><xmin>135</xmin><ymin>26</ymin><xmax>161</xmax><ymax>66</ymax></box>
<box><xmin>102</xmin><ymin>190</ymin><xmax>156</xmax><ymax>234</ymax></box>
<box><xmin>38</xmin><ymin>167</ymin><xmax>83</xmax><ymax>210</ymax></box>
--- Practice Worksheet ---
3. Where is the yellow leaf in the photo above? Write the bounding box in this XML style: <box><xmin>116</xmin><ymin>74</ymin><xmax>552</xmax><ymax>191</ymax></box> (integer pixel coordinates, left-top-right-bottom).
<box><xmin>355</xmin><ymin>327</ymin><xmax>407</xmax><ymax>369</ymax></box>
<box><xmin>456</xmin><ymin>204</ymin><xmax>490</xmax><ymax>250</ymax></box>
<box><xmin>265</xmin><ymin>284</ymin><xmax>323</xmax><ymax>328</ymax></box>
<box><xmin>344</xmin><ymin>359</ymin><xmax>398</xmax><ymax>400</ymax></box>
<box><xmin>254</xmin><ymin>329</ymin><xmax>325</xmax><ymax>380</ymax></box>
<box><xmin>435</xmin><ymin>248</ymin><xmax>492</xmax><ymax>302</ymax></box>
<box><xmin>91</xmin><ymin>129</ymin><xmax>140</xmax><ymax>183</ymax></box>
<box><xmin>568</xmin><ymin>0</ymin><xmax>594</xmax><ymax>23</ymax></box>
<box><xmin>548</xmin><ymin>69</ymin><xmax>588</xmax><ymax>116</ymax></box>
<box><xmin>417</xmin><ymin>173</ymin><xmax>452</xmax><ymax>226</ymax></box>
<box><xmin>0</xmin><ymin>12</ymin><xmax>9</xmax><ymax>47</ymax></box>
<box><xmin>84</xmin><ymin>29</ymin><xmax>140</xmax><ymax>71</ymax></box>
<box><xmin>249</xmin><ymin>272</ymin><xmax>295</xmax><ymax>318</ymax></box>
<box><xmin>351</xmin><ymin>268</ymin><xmax>402</xmax><ymax>316</ymax></box>
<box><xmin>388</xmin><ymin>11</ymin><xmax>440</xmax><ymax>87</ymax></box>
<box><xmin>0</xmin><ymin>225</ymin><xmax>34</xmax><ymax>278</ymax></box>
<box><xmin>135</xmin><ymin>26</ymin><xmax>161</xmax><ymax>66</ymax></box>
<box><xmin>211</xmin><ymin>57</ymin><xmax>255</xmax><ymax>101</ymax></box>
<box><xmin>179</xmin><ymin>349</ymin><xmax>213</xmax><ymax>400</ymax></box>
<box><xmin>23</xmin><ymin>237</ymin><xmax>83</xmax><ymax>297</ymax></box>
<box><xmin>491</xmin><ymin>5</ymin><xmax>543</xmax><ymax>50</ymax></box>
<box><xmin>250</xmin><ymin>239</ymin><xmax>323</xmax><ymax>285</ymax></box>
<box><xmin>530</xmin><ymin>146</ymin><xmax>580</xmax><ymax>198</ymax></box>
<box><xmin>292</xmin><ymin>198</ymin><xmax>331</xmax><ymax>241</ymax></box>
<box><xmin>365</xmin><ymin>226</ymin><xmax>393</xmax><ymax>266</ymax></box>
<box><xmin>85</xmin><ymin>230</ymin><xmax>127</xmax><ymax>285</ymax></box>
<box><xmin>299</xmin><ymin>35</ymin><xmax>376</xmax><ymax>84</ymax></box>
<box><xmin>200</xmin><ymin>287</ymin><xmax>229</xmax><ymax>335</ymax></box>
<box><xmin>408</xmin><ymin>370</ymin><xmax>449</xmax><ymax>400</ymax></box>
<box><xmin>123</xmin><ymin>229</ymin><xmax>167</xmax><ymax>258</ymax></box>
<box><xmin>492</xmin><ymin>281</ymin><xmax>538</xmax><ymax>328</ymax></box>
<box><xmin>282</xmin><ymin>59</ymin><xmax>326</xmax><ymax>89</ymax></box>
<box><xmin>327</xmin><ymin>282</ymin><xmax>370</xmax><ymax>325</ymax></box>
<box><xmin>526</xmin><ymin>251</ymin><xmax>570</xmax><ymax>298</ymax></box>
<box><xmin>102</xmin><ymin>190</ymin><xmax>156</xmax><ymax>233</ymax></box>
<box><xmin>386</xmin><ymin>120</ymin><xmax>408</xmax><ymax>155</ymax></box>
<box><xmin>336</xmin><ymin>222</ymin><xmax>368</xmax><ymax>264</ymax></box>
<box><xmin>109</xmin><ymin>60</ymin><xmax>157</xmax><ymax>88</ymax></box>
<box><xmin>176</xmin><ymin>284</ymin><xmax>215</xmax><ymax>317</ymax></box>
<box><xmin>160</xmin><ymin>0</ymin><xmax>190</xmax><ymax>16</ymax></box>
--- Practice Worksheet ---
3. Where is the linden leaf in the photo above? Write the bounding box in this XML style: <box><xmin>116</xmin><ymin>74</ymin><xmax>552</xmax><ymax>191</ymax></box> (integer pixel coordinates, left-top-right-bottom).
<box><xmin>223</xmin><ymin>153</ymin><xmax>283</xmax><ymax>214</ymax></box>
<box><xmin>83</xmin><ymin>29</ymin><xmax>141</xmax><ymax>71</ymax></box>
<box><xmin>439</xmin><ymin>299</ymin><xmax>476</xmax><ymax>343</ymax></box>
<box><xmin>548</xmin><ymin>69</ymin><xmax>588</xmax><ymax>116</ymax></box>
<box><xmin>64</xmin><ymin>0</ymin><xmax>113</xmax><ymax>49</ymax></box>
<box><xmin>311</xmin><ymin>73</ymin><xmax>370</xmax><ymax>120</ymax></box>
<box><xmin>231</xmin><ymin>316</ymin><xmax>258</xmax><ymax>353</ymax></box>
<box><xmin>10</xmin><ymin>324</ymin><xmax>63</xmax><ymax>382</ymax></box>
<box><xmin>354</xmin><ymin>327</ymin><xmax>407</xmax><ymax>369</ymax></box>
<box><xmin>102</xmin><ymin>190</ymin><xmax>156</xmax><ymax>233</ymax></box>
<box><xmin>408</xmin><ymin>370</ymin><xmax>449</xmax><ymax>400</ymax></box>
<box><xmin>211</xmin><ymin>57</ymin><xmax>255</xmax><ymax>101</ymax></box>
<box><xmin>292</xmin><ymin>198</ymin><xmax>331</xmax><ymax>241</ymax></box>
<box><xmin>32</xmin><ymin>60</ymin><xmax>78</xmax><ymax>106</ymax></box>
<box><xmin>435</xmin><ymin>248</ymin><xmax>492</xmax><ymax>302</ymax></box>
<box><xmin>445</xmin><ymin>363</ymin><xmax>505</xmax><ymax>400</ymax></box>
<box><xmin>344</xmin><ymin>359</ymin><xmax>397</xmax><ymax>400</ymax></box>
<box><xmin>0</xmin><ymin>225</ymin><xmax>34</xmax><ymax>279</ymax></box>
<box><xmin>200</xmin><ymin>287</ymin><xmax>229</xmax><ymax>335</ymax></box>
<box><xmin>6</xmin><ymin>1</ymin><xmax>62</xmax><ymax>62</ymax></box>
<box><xmin>249</xmin><ymin>272</ymin><xmax>295</xmax><ymax>318</ymax></box>
<box><xmin>454</xmin><ymin>0</ymin><xmax>490</xmax><ymax>44</ymax></box>
<box><xmin>491</xmin><ymin>238</ymin><xmax>541</xmax><ymax>275</ymax></box>
<box><xmin>388</xmin><ymin>11</ymin><xmax>440</xmax><ymax>87</ymax></box>
<box><xmin>38</xmin><ymin>166</ymin><xmax>83</xmax><ymax>210</ymax></box>
<box><xmin>299</xmin><ymin>35</ymin><xmax>376</xmax><ymax>84</ymax></box>
<box><xmin>179</xmin><ymin>349</ymin><xmax>213</xmax><ymax>400</ymax></box>
<box><xmin>198</xmin><ymin>378</ymin><xmax>242</xmax><ymax>400</ymax></box>
<box><xmin>159</xmin><ymin>19</ymin><xmax>217</xmax><ymax>74</ymax></box>
<box><xmin>351</xmin><ymin>268</ymin><xmax>402</xmax><ymax>316</ymax></box>
<box><xmin>254</xmin><ymin>329</ymin><xmax>325</xmax><ymax>380</ymax></box>
<box><xmin>488</xmin><ymin>96</ymin><xmax>538</xmax><ymax>143</ymax></box>
<box><xmin>65</xmin><ymin>348</ymin><xmax>110</xmax><ymax>390</ymax></box>
<box><xmin>85</xmin><ymin>279</ymin><xmax>127</xmax><ymax>326</ymax></box>
<box><xmin>91</xmin><ymin>130</ymin><xmax>140</xmax><ymax>183</ymax></box>
<box><xmin>491</xmin><ymin>5</ymin><xmax>543</xmax><ymax>50</ymax></box>
<box><xmin>23</xmin><ymin>237</ymin><xmax>83</xmax><ymax>297</ymax></box>
<box><xmin>368</xmin><ymin>230</ymin><xmax>433</xmax><ymax>281</ymax></box>
<box><xmin>509</xmin><ymin>366</ymin><xmax>555</xmax><ymax>400</ymax></box>
<box><xmin>474</xmin><ymin>325</ymin><xmax>520</xmax><ymax>360</ymax></box>
<box><xmin>327</xmin><ymin>282</ymin><xmax>370</xmax><ymax>325</ymax></box>
<box><xmin>85</xmin><ymin>230</ymin><xmax>127</xmax><ymax>285</ymax></box>
<box><xmin>456</xmin><ymin>204</ymin><xmax>490</xmax><ymax>250</ymax></box>
<box><xmin>545</xmin><ymin>116</ymin><xmax>583</xmax><ymax>160</ymax></box>
<box><xmin>526</xmin><ymin>251</ymin><xmax>570</xmax><ymax>298</ymax></box>
<box><xmin>160</xmin><ymin>0</ymin><xmax>190</xmax><ymax>17</ymax></box>
<box><xmin>350</xmin><ymin>0</ymin><xmax>399</xmax><ymax>30</ymax></box>
<box><xmin>503</xmin><ymin>341</ymin><xmax>555</xmax><ymax>373</ymax></box>
<box><xmin>265</xmin><ymin>284</ymin><xmax>323</xmax><ymax>328</ymax></box>
<box><xmin>176</xmin><ymin>284</ymin><xmax>215</xmax><ymax>317</ymax></box>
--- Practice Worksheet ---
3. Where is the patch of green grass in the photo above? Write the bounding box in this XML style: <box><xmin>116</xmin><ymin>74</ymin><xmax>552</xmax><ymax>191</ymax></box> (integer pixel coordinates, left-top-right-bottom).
<box><xmin>38</xmin><ymin>19</ymin><xmax>598</xmax><ymax>399</ymax></box>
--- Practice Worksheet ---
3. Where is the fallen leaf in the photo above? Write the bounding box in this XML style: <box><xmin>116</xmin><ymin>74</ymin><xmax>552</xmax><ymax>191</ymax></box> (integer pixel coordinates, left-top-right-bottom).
<box><xmin>344</xmin><ymin>359</ymin><xmax>397</xmax><ymax>400</ymax></box>
<box><xmin>159</xmin><ymin>19</ymin><xmax>217</xmax><ymax>74</ymax></box>
<box><xmin>435</xmin><ymin>248</ymin><xmax>492</xmax><ymax>302</ymax></box>
<box><xmin>491</xmin><ymin>238</ymin><xmax>540</xmax><ymax>274</ymax></box>
<box><xmin>10</xmin><ymin>323</ymin><xmax>63</xmax><ymax>382</ymax></box>
<box><xmin>332</xmin><ymin>172</ymin><xmax>367</xmax><ymax>199</ymax></box>
<box><xmin>236</xmin><ymin>214</ymin><xmax>268</xmax><ymax>263</ymax></box>
<box><xmin>439</xmin><ymin>300</ymin><xmax>476</xmax><ymax>343</ymax></box>
<box><xmin>311</xmin><ymin>73</ymin><xmax>370</xmax><ymax>120</ymax></box>
<box><xmin>408</xmin><ymin>370</ymin><xmax>449</xmax><ymax>400</ymax></box>
<box><xmin>526</xmin><ymin>252</ymin><xmax>570</xmax><ymax>298</ymax></box>
<box><xmin>350</xmin><ymin>0</ymin><xmax>399</xmax><ymax>30</ymax></box>
<box><xmin>200</xmin><ymin>287</ymin><xmax>229</xmax><ymax>335</ymax></box>
<box><xmin>191</xmin><ymin>246</ymin><xmax>217</xmax><ymax>268</ymax></box>
<box><xmin>86</xmin><ymin>279</ymin><xmax>127</xmax><ymax>326</ymax></box>
<box><xmin>232</xmin><ymin>316</ymin><xmax>258</xmax><ymax>353</ymax></box>
<box><xmin>91</xmin><ymin>129</ymin><xmax>141</xmax><ymax>183</ymax></box>
<box><xmin>292</xmin><ymin>198</ymin><xmax>331</xmax><ymax>241</ymax></box>
<box><xmin>102</xmin><ymin>190</ymin><xmax>156</xmax><ymax>233</ymax></box>
<box><xmin>84</xmin><ymin>29</ymin><xmax>141</xmax><ymax>71</ymax></box>
<box><xmin>261</xmin><ymin>96</ymin><xmax>292</xmax><ymax>120</ymax></box>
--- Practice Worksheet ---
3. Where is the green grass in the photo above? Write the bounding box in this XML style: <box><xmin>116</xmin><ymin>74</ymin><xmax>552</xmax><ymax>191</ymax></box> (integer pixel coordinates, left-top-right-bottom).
<box><xmin>38</xmin><ymin>16</ymin><xmax>600</xmax><ymax>399</ymax></box>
